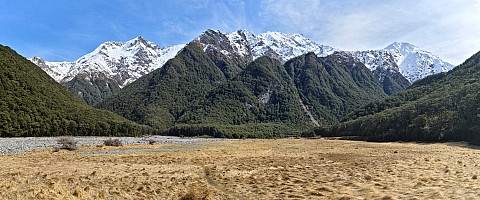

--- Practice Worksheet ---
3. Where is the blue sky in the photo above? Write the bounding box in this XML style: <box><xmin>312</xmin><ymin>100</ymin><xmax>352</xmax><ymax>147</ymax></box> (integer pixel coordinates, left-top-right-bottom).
<box><xmin>1</xmin><ymin>0</ymin><xmax>479</xmax><ymax>65</ymax></box>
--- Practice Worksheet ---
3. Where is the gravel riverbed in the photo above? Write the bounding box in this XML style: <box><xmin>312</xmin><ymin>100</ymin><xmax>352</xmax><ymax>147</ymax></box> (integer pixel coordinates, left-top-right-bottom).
<box><xmin>0</xmin><ymin>136</ymin><xmax>232</xmax><ymax>155</ymax></box>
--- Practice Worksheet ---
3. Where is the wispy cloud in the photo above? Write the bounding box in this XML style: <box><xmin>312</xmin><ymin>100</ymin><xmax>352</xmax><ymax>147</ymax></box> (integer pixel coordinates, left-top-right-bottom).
<box><xmin>260</xmin><ymin>0</ymin><xmax>480</xmax><ymax>65</ymax></box>
<box><xmin>4</xmin><ymin>0</ymin><xmax>479</xmax><ymax>64</ymax></box>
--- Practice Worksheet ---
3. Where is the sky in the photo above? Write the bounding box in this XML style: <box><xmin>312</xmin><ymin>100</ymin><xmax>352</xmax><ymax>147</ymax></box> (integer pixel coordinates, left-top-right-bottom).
<box><xmin>1</xmin><ymin>0</ymin><xmax>479</xmax><ymax>65</ymax></box>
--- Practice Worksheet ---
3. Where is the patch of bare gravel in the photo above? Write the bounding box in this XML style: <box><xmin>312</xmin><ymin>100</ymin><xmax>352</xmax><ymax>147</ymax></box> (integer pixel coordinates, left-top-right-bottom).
<box><xmin>0</xmin><ymin>136</ymin><xmax>231</xmax><ymax>154</ymax></box>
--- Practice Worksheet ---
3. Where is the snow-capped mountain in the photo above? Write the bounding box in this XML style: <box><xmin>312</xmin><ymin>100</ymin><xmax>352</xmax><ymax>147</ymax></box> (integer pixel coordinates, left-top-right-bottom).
<box><xmin>32</xmin><ymin>30</ymin><xmax>453</xmax><ymax>89</ymax></box>
<box><xmin>196</xmin><ymin>30</ymin><xmax>452</xmax><ymax>83</ymax></box>
<box><xmin>29</xmin><ymin>56</ymin><xmax>71</xmax><ymax>82</ymax></box>
<box><xmin>31</xmin><ymin>29</ymin><xmax>453</xmax><ymax>105</ymax></box>
<box><xmin>384</xmin><ymin>42</ymin><xmax>454</xmax><ymax>82</ymax></box>
<box><xmin>197</xmin><ymin>29</ymin><xmax>337</xmax><ymax>63</ymax></box>
<box><xmin>29</xmin><ymin>36</ymin><xmax>185</xmax><ymax>105</ymax></box>
<box><xmin>349</xmin><ymin>42</ymin><xmax>454</xmax><ymax>83</ymax></box>
<box><xmin>30</xmin><ymin>36</ymin><xmax>185</xmax><ymax>88</ymax></box>
<box><xmin>248</xmin><ymin>31</ymin><xmax>337</xmax><ymax>61</ymax></box>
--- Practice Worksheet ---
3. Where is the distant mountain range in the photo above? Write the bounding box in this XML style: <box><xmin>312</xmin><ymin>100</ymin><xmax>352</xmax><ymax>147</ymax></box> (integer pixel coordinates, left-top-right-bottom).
<box><xmin>3</xmin><ymin>28</ymin><xmax>480</xmax><ymax>144</ymax></box>
<box><xmin>30</xmin><ymin>29</ymin><xmax>453</xmax><ymax>105</ymax></box>
<box><xmin>96</xmin><ymin>30</ymin><xmax>405</xmax><ymax>136</ymax></box>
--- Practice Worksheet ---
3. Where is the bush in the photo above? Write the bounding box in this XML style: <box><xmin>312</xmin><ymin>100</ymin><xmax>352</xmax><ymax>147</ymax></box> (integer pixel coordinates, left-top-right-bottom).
<box><xmin>103</xmin><ymin>138</ymin><xmax>123</xmax><ymax>146</ymax></box>
<box><xmin>52</xmin><ymin>146</ymin><xmax>60</xmax><ymax>152</ymax></box>
<box><xmin>301</xmin><ymin>130</ymin><xmax>316</xmax><ymax>138</ymax></box>
<box><xmin>56</xmin><ymin>137</ymin><xmax>78</xmax><ymax>150</ymax></box>
<box><xmin>147</xmin><ymin>139</ymin><xmax>157</xmax><ymax>145</ymax></box>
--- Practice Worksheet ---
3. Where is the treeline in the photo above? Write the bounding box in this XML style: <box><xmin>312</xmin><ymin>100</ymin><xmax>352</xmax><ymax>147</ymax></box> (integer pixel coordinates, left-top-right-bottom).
<box><xmin>0</xmin><ymin>115</ymin><xmax>153</xmax><ymax>137</ymax></box>
<box><xmin>163</xmin><ymin>123</ymin><xmax>302</xmax><ymax>139</ymax></box>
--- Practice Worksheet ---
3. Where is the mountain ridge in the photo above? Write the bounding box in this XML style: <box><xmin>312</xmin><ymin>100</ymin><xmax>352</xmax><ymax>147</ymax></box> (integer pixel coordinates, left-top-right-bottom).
<box><xmin>99</xmin><ymin>40</ymin><xmax>390</xmax><ymax>137</ymax></box>
<box><xmin>31</xmin><ymin>30</ymin><xmax>453</xmax><ymax>105</ymax></box>
<box><xmin>30</xmin><ymin>37</ymin><xmax>185</xmax><ymax>105</ymax></box>
<box><xmin>32</xmin><ymin>31</ymin><xmax>454</xmax><ymax>86</ymax></box>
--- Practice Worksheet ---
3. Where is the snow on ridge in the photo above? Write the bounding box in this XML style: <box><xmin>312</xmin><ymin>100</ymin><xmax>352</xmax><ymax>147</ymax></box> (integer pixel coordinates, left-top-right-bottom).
<box><xmin>195</xmin><ymin>30</ymin><xmax>337</xmax><ymax>62</ymax></box>
<box><xmin>197</xmin><ymin>29</ymin><xmax>337</xmax><ymax>63</ymax></box>
<box><xmin>249</xmin><ymin>31</ymin><xmax>337</xmax><ymax>61</ymax></box>
<box><xmin>345</xmin><ymin>42</ymin><xmax>454</xmax><ymax>83</ymax></box>
<box><xmin>34</xmin><ymin>31</ymin><xmax>454</xmax><ymax>88</ymax></box>
<box><xmin>36</xmin><ymin>37</ymin><xmax>185</xmax><ymax>88</ymax></box>
<box><xmin>226</xmin><ymin>30</ymin><xmax>253</xmax><ymax>58</ymax></box>
<box><xmin>383</xmin><ymin>42</ymin><xmax>454</xmax><ymax>83</ymax></box>
<box><xmin>29</xmin><ymin>56</ymin><xmax>72</xmax><ymax>82</ymax></box>
<box><xmin>195</xmin><ymin>30</ymin><xmax>453</xmax><ymax>83</ymax></box>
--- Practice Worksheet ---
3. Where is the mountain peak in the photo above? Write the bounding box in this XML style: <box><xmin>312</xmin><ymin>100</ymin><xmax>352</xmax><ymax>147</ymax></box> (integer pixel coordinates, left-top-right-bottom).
<box><xmin>234</xmin><ymin>29</ymin><xmax>251</xmax><ymax>34</ymax></box>
<box><xmin>30</xmin><ymin>56</ymin><xmax>45</xmax><ymax>63</ymax></box>
<box><xmin>381</xmin><ymin>42</ymin><xmax>454</xmax><ymax>83</ymax></box>
<box><xmin>134</xmin><ymin>36</ymin><xmax>145</xmax><ymax>40</ymax></box>
<box><xmin>202</xmin><ymin>29</ymin><xmax>223</xmax><ymax>35</ymax></box>
<box><xmin>385</xmin><ymin>42</ymin><xmax>419</xmax><ymax>52</ymax></box>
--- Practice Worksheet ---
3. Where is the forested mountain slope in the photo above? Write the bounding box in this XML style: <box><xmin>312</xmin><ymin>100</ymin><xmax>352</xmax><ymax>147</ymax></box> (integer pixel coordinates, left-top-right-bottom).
<box><xmin>100</xmin><ymin>42</ymin><xmax>389</xmax><ymax>137</ymax></box>
<box><xmin>0</xmin><ymin>45</ymin><xmax>150</xmax><ymax>137</ymax></box>
<box><xmin>316</xmin><ymin>51</ymin><xmax>480</xmax><ymax>144</ymax></box>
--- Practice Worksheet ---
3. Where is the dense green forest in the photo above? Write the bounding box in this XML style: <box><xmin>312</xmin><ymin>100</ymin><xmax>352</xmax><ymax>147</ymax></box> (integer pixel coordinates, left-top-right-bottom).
<box><xmin>6</xmin><ymin>39</ymin><xmax>471</xmax><ymax>140</ymax></box>
<box><xmin>285</xmin><ymin>52</ymin><xmax>387</xmax><ymax>124</ymax></box>
<box><xmin>0</xmin><ymin>45</ymin><xmax>152</xmax><ymax>137</ymax></box>
<box><xmin>65</xmin><ymin>74</ymin><xmax>121</xmax><ymax>106</ymax></box>
<box><xmin>179</xmin><ymin>56</ymin><xmax>307</xmax><ymax>126</ymax></box>
<box><xmin>315</xmin><ymin>51</ymin><xmax>480</xmax><ymax>145</ymax></box>
<box><xmin>371</xmin><ymin>67</ymin><xmax>411</xmax><ymax>95</ymax></box>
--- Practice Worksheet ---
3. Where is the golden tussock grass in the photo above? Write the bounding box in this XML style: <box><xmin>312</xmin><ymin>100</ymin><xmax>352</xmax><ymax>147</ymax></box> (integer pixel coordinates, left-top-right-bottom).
<box><xmin>0</xmin><ymin>139</ymin><xmax>479</xmax><ymax>199</ymax></box>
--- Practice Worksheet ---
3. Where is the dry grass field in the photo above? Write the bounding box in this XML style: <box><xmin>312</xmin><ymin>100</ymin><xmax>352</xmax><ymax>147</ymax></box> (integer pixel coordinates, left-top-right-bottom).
<box><xmin>0</xmin><ymin>138</ymin><xmax>479</xmax><ymax>199</ymax></box>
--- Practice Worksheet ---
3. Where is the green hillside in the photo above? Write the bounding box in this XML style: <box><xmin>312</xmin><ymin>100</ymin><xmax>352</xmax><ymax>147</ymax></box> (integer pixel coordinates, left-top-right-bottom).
<box><xmin>65</xmin><ymin>74</ymin><xmax>121</xmax><ymax>106</ymax></box>
<box><xmin>179</xmin><ymin>56</ymin><xmax>307</xmax><ymax>126</ymax></box>
<box><xmin>371</xmin><ymin>68</ymin><xmax>411</xmax><ymax>95</ymax></box>
<box><xmin>0</xmin><ymin>45</ymin><xmax>151</xmax><ymax>137</ymax></box>
<box><xmin>316</xmin><ymin>51</ymin><xmax>480</xmax><ymax>144</ymax></box>
<box><xmin>285</xmin><ymin>52</ymin><xmax>387</xmax><ymax>124</ymax></box>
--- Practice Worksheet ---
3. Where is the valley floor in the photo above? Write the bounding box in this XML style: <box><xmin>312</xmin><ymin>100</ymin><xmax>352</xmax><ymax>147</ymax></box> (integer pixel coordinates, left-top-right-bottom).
<box><xmin>0</xmin><ymin>138</ymin><xmax>479</xmax><ymax>199</ymax></box>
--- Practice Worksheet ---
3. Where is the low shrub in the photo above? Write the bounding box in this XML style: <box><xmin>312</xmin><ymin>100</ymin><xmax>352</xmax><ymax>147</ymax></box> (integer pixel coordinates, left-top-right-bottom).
<box><xmin>147</xmin><ymin>139</ymin><xmax>157</xmax><ymax>145</ymax></box>
<box><xmin>300</xmin><ymin>130</ymin><xmax>316</xmax><ymax>138</ymax></box>
<box><xmin>103</xmin><ymin>138</ymin><xmax>123</xmax><ymax>146</ymax></box>
<box><xmin>52</xmin><ymin>146</ymin><xmax>60</xmax><ymax>152</ymax></box>
<box><xmin>56</xmin><ymin>137</ymin><xmax>78</xmax><ymax>150</ymax></box>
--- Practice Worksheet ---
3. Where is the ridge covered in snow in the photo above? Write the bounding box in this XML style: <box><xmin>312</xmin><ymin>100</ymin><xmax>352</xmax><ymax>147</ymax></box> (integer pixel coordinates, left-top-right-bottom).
<box><xmin>30</xmin><ymin>36</ymin><xmax>185</xmax><ymax>88</ymax></box>
<box><xmin>32</xmin><ymin>30</ymin><xmax>454</xmax><ymax>89</ymax></box>
<box><xmin>384</xmin><ymin>42</ymin><xmax>454</xmax><ymax>82</ymax></box>
<box><xmin>29</xmin><ymin>56</ymin><xmax>71</xmax><ymax>82</ymax></box>
<box><xmin>196</xmin><ymin>30</ymin><xmax>453</xmax><ymax>83</ymax></box>
<box><xmin>349</xmin><ymin>42</ymin><xmax>454</xmax><ymax>83</ymax></box>
<box><xmin>197</xmin><ymin>29</ymin><xmax>337</xmax><ymax>63</ymax></box>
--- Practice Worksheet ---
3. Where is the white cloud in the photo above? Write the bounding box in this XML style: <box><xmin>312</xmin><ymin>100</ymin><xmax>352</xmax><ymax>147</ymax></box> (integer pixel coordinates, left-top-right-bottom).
<box><xmin>260</xmin><ymin>0</ymin><xmax>480</xmax><ymax>65</ymax></box>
